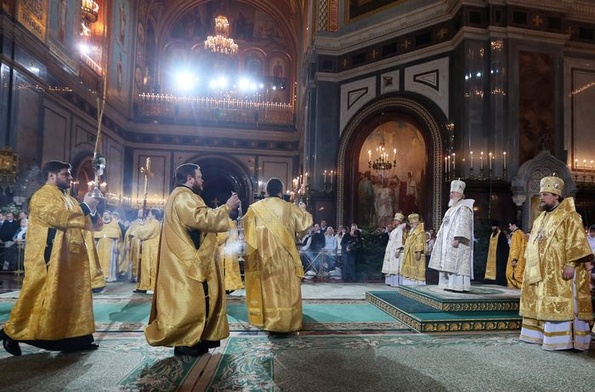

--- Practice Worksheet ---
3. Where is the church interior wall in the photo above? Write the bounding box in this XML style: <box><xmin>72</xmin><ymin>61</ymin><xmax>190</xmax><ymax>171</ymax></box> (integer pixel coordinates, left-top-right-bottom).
<box><xmin>0</xmin><ymin>0</ymin><xmax>595</xmax><ymax>234</ymax></box>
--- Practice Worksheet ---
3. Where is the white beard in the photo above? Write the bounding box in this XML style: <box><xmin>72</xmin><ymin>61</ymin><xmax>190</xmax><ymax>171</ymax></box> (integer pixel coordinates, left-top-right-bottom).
<box><xmin>448</xmin><ymin>198</ymin><xmax>460</xmax><ymax>207</ymax></box>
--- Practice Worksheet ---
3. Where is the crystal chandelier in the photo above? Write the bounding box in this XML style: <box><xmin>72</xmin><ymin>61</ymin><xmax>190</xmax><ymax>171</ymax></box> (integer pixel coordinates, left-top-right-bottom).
<box><xmin>368</xmin><ymin>142</ymin><xmax>397</xmax><ymax>172</ymax></box>
<box><xmin>204</xmin><ymin>15</ymin><xmax>238</xmax><ymax>55</ymax></box>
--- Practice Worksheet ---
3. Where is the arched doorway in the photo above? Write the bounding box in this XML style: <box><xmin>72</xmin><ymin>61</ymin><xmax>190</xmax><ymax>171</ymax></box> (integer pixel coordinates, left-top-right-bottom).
<box><xmin>192</xmin><ymin>155</ymin><xmax>252</xmax><ymax>212</ymax></box>
<box><xmin>72</xmin><ymin>154</ymin><xmax>95</xmax><ymax>201</ymax></box>
<box><xmin>338</xmin><ymin>95</ymin><xmax>447</xmax><ymax>231</ymax></box>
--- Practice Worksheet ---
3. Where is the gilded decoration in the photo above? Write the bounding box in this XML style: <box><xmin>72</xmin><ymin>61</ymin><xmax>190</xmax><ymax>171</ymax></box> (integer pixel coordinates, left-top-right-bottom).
<box><xmin>366</xmin><ymin>292</ymin><xmax>522</xmax><ymax>333</ymax></box>
<box><xmin>18</xmin><ymin>0</ymin><xmax>47</xmax><ymax>40</ymax></box>
<box><xmin>397</xmin><ymin>288</ymin><xmax>519</xmax><ymax>312</ymax></box>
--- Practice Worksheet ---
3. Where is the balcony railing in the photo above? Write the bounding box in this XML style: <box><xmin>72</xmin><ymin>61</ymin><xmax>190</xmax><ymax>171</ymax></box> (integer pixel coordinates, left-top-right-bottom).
<box><xmin>136</xmin><ymin>93</ymin><xmax>294</xmax><ymax>125</ymax></box>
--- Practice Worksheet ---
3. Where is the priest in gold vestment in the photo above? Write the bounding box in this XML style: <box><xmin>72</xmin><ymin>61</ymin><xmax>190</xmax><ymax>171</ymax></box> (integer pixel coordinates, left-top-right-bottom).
<box><xmin>123</xmin><ymin>209</ymin><xmax>145</xmax><ymax>282</ymax></box>
<box><xmin>400</xmin><ymin>213</ymin><xmax>426</xmax><ymax>285</ymax></box>
<box><xmin>505</xmin><ymin>221</ymin><xmax>526</xmax><ymax>289</ymax></box>
<box><xmin>216</xmin><ymin>216</ymin><xmax>245</xmax><ymax>292</ymax></box>
<box><xmin>243</xmin><ymin>178</ymin><xmax>313</xmax><ymax>333</ymax></box>
<box><xmin>0</xmin><ymin>161</ymin><xmax>102</xmax><ymax>356</ymax></box>
<box><xmin>520</xmin><ymin>176</ymin><xmax>593</xmax><ymax>351</ymax></box>
<box><xmin>145</xmin><ymin>163</ymin><xmax>240</xmax><ymax>357</ymax></box>
<box><xmin>134</xmin><ymin>208</ymin><xmax>161</xmax><ymax>293</ymax></box>
<box><xmin>94</xmin><ymin>211</ymin><xmax>122</xmax><ymax>282</ymax></box>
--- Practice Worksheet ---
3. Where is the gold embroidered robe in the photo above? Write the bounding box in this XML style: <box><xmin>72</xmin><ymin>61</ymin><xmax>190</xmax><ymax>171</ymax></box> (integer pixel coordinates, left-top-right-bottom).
<box><xmin>145</xmin><ymin>186</ymin><xmax>231</xmax><ymax>347</ymax></box>
<box><xmin>520</xmin><ymin>198</ymin><xmax>593</xmax><ymax>321</ymax></box>
<box><xmin>85</xmin><ymin>230</ymin><xmax>105</xmax><ymax>290</ymax></box>
<box><xmin>216</xmin><ymin>220</ymin><xmax>244</xmax><ymax>291</ymax></box>
<box><xmin>94</xmin><ymin>219</ymin><xmax>121</xmax><ymax>281</ymax></box>
<box><xmin>381</xmin><ymin>223</ymin><xmax>406</xmax><ymax>275</ymax></box>
<box><xmin>123</xmin><ymin>219</ymin><xmax>144</xmax><ymax>280</ymax></box>
<box><xmin>135</xmin><ymin>219</ymin><xmax>161</xmax><ymax>291</ymax></box>
<box><xmin>506</xmin><ymin>228</ymin><xmax>526</xmax><ymax>288</ymax></box>
<box><xmin>242</xmin><ymin>197</ymin><xmax>312</xmax><ymax>332</ymax></box>
<box><xmin>4</xmin><ymin>184</ymin><xmax>102</xmax><ymax>340</ymax></box>
<box><xmin>400</xmin><ymin>223</ymin><xmax>426</xmax><ymax>282</ymax></box>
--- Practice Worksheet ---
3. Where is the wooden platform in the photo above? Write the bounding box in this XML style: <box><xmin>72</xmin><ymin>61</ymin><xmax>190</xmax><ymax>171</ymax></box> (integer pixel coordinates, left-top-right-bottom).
<box><xmin>366</xmin><ymin>284</ymin><xmax>523</xmax><ymax>333</ymax></box>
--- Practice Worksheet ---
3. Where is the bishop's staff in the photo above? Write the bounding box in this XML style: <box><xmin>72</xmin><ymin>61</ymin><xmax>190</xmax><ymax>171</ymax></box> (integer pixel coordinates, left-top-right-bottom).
<box><xmin>140</xmin><ymin>157</ymin><xmax>152</xmax><ymax>217</ymax></box>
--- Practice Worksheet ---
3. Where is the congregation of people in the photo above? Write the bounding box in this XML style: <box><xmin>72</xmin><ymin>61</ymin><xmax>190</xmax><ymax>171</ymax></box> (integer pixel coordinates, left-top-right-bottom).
<box><xmin>0</xmin><ymin>161</ymin><xmax>593</xmax><ymax>359</ymax></box>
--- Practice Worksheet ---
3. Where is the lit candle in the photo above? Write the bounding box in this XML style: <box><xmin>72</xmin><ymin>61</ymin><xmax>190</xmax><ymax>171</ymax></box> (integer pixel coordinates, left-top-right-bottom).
<box><xmin>575</xmin><ymin>159</ymin><xmax>579</xmax><ymax>170</ymax></box>
<box><xmin>445</xmin><ymin>156</ymin><xmax>449</xmax><ymax>174</ymax></box>
<box><xmin>503</xmin><ymin>151</ymin><xmax>507</xmax><ymax>171</ymax></box>
<box><xmin>393</xmin><ymin>148</ymin><xmax>397</xmax><ymax>161</ymax></box>
<box><xmin>480</xmin><ymin>151</ymin><xmax>484</xmax><ymax>170</ymax></box>
<box><xmin>330</xmin><ymin>170</ymin><xmax>334</xmax><ymax>185</ymax></box>
<box><xmin>323</xmin><ymin>170</ymin><xmax>327</xmax><ymax>185</ymax></box>
<box><xmin>470</xmin><ymin>151</ymin><xmax>474</xmax><ymax>170</ymax></box>
<box><xmin>488</xmin><ymin>152</ymin><xmax>493</xmax><ymax>171</ymax></box>
<box><xmin>368</xmin><ymin>150</ymin><xmax>372</xmax><ymax>162</ymax></box>
<box><xmin>452</xmin><ymin>153</ymin><xmax>456</xmax><ymax>173</ymax></box>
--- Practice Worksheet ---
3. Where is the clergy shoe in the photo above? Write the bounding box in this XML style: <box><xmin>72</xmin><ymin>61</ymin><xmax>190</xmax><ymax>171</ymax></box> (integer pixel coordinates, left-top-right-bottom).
<box><xmin>174</xmin><ymin>345</ymin><xmax>208</xmax><ymax>357</ymax></box>
<box><xmin>133</xmin><ymin>289</ymin><xmax>147</xmax><ymax>294</ymax></box>
<box><xmin>0</xmin><ymin>330</ymin><xmax>22</xmax><ymax>356</ymax></box>
<box><xmin>268</xmin><ymin>331</ymin><xmax>290</xmax><ymax>338</ymax></box>
<box><xmin>61</xmin><ymin>342</ymin><xmax>99</xmax><ymax>352</ymax></box>
<box><xmin>82</xmin><ymin>342</ymin><xmax>99</xmax><ymax>351</ymax></box>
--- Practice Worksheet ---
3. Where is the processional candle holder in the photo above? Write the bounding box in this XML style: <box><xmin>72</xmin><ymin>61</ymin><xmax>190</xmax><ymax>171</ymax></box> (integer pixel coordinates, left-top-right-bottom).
<box><xmin>90</xmin><ymin>153</ymin><xmax>106</xmax><ymax>199</ymax></box>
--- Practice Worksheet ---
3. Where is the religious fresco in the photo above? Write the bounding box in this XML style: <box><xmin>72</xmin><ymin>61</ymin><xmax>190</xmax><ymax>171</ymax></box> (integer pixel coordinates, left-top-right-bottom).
<box><xmin>49</xmin><ymin>0</ymin><xmax>74</xmax><ymax>47</ymax></box>
<box><xmin>356</xmin><ymin>120</ymin><xmax>427</xmax><ymax>228</ymax></box>
<box><xmin>110</xmin><ymin>0</ymin><xmax>131</xmax><ymax>103</ymax></box>
<box><xmin>46</xmin><ymin>0</ymin><xmax>79</xmax><ymax>70</ymax></box>
<box><xmin>346</xmin><ymin>0</ymin><xmax>409</xmax><ymax>22</ymax></box>
<box><xmin>518</xmin><ymin>51</ymin><xmax>555</xmax><ymax>164</ymax></box>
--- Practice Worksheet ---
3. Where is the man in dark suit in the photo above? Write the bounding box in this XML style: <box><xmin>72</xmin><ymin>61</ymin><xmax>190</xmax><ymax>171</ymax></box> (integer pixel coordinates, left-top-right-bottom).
<box><xmin>0</xmin><ymin>212</ymin><xmax>20</xmax><ymax>242</ymax></box>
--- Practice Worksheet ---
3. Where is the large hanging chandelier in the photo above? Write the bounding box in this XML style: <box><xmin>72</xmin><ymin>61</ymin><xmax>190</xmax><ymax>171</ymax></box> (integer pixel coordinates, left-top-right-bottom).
<box><xmin>204</xmin><ymin>15</ymin><xmax>239</xmax><ymax>55</ymax></box>
<box><xmin>368</xmin><ymin>142</ymin><xmax>397</xmax><ymax>172</ymax></box>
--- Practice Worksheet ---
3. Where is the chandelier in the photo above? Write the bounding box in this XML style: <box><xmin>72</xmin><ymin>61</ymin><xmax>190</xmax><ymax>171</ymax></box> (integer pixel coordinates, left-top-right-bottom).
<box><xmin>368</xmin><ymin>142</ymin><xmax>397</xmax><ymax>172</ymax></box>
<box><xmin>81</xmin><ymin>0</ymin><xmax>99</xmax><ymax>36</ymax></box>
<box><xmin>204</xmin><ymin>15</ymin><xmax>238</xmax><ymax>55</ymax></box>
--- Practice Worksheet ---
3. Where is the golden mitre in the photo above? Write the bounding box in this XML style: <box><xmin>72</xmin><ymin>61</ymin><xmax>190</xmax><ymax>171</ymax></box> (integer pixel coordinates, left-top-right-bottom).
<box><xmin>539</xmin><ymin>176</ymin><xmax>564</xmax><ymax>196</ymax></box>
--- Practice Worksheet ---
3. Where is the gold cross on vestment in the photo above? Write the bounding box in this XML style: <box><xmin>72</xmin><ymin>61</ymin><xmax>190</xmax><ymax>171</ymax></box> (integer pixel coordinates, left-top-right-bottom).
<box><xmin>212</xmin><ymin>197</ymin><xmax>220</xmax><ymax>207</ymax></box>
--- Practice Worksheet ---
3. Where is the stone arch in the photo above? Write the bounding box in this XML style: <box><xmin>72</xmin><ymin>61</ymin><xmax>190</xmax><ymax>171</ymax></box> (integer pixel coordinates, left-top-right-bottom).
<box><xmin>511</xmin><ymin>150</ymin><xmax>576</xmax><ymax>231</ymax></box>
<box><xmin>185</xmin><ymin>153</ymin><xmax>253</xmax><ymax>209</ymax></box>
<box><xmin>337</xmin><ymin>95</ymin><xmax>446</xmax><ymax>230</ymax></box>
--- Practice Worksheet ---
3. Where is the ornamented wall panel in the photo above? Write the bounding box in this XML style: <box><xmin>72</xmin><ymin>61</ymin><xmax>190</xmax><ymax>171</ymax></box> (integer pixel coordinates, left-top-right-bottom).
<box><xmin>404</xmin><ymin>57</ymin><xmax>449</xmax><ymax>118</ymax></box>
<box><xmin>340</xmin><ymin>76</ymin><xmax>376</xmax><ymax>133</ymax></box>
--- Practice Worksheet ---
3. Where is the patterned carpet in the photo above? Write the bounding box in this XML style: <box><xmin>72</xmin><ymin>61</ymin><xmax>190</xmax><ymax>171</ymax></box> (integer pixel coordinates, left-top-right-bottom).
<box><xmin>1</xmin><ymin>282</ymin><xmax>594</xmax><ymax>391</ymax></box>
<box><xmin>0</xmin><ymin>332</ymin><xmax>200</xmax><ymax>392</ymax></box>
<box><xmin>206</xmin><ymin>333</ymin><xmax>595</xmax><ymax>392</ymax></box>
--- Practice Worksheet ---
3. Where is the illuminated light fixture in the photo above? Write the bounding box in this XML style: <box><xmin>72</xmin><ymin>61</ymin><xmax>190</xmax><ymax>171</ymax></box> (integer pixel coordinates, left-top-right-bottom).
<box><xmin>0</xmin><ymin>147</ymin><xmax>19</xmax><ymax>191</ymax></box>
<box><xmin>81</xmin><ymin>0</ymin><xmax>99</xmax><ymax>37</ymax></box>
<box><xmin>204</xmin><ymin>15</ymin><xmax>239</xmax><ymax>55</ymax></box>
<box><xmin>368</xmin><ymin>142</ymin><xmax>397</xmax><ymax>172</ymax></box>
<box><xmin>81</xmin><ymin>0</ymin><xmax>99</xmax><ymax>23</ymax></box>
